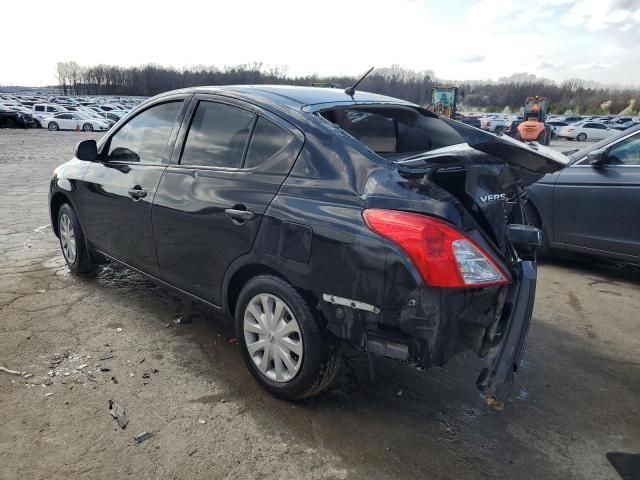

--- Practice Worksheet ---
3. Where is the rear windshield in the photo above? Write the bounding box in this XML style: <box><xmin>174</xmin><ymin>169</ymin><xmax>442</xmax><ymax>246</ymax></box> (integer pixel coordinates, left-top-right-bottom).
<box><xmin>319</xmin><ymin>106</ymin><xmax>463</xmax><ymax>159</ymax></box>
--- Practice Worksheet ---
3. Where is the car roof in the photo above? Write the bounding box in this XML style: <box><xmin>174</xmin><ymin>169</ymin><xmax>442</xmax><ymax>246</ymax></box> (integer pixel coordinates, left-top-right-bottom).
<box><xmin>160</xmin><ymin>84</ymin><xmax>413</xmax><ymax>109</ymax></box>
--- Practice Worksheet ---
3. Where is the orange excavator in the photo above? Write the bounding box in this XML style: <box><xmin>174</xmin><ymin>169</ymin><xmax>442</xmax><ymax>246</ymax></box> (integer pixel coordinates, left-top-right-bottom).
<box><xmin>517</xmin><ymin>96</ymin><xmax>551</xmax><ymax>145</ymax></box>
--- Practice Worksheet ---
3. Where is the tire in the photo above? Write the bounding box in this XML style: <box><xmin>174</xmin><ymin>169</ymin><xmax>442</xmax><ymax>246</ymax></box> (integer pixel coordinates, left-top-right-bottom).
<box><xmin>525</xmin><ymin>202</ymin><xmax>550</xmax><ymax>258</ymax></box>
<box><xmin>577</xmin><ymin>133</ymin><xmax>587</xmax><ymax>141</ymax></box>
<box><xmin>83</xmin><ymin>123</ymin><xmax>93</xmax><ymax>132</ymax></box>
<box><xmin>48</xmin><ymin>122</ymin><xmax>59</xmax><ymax>131</ymax></box>
<box><xmin>235</xmin><ymin>275</ymin><xmax>340</xmax><ymax>400</ymax></box>
<box><xmin>57</xmin><ymin>204</ymin><xmax>96</xmax><ymax>274</ymax></box>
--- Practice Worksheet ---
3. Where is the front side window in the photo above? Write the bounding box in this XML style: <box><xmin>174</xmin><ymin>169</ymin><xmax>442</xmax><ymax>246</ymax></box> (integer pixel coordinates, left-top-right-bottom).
<box><xmin>607</xmin><ymin>134</ymin><xmax>640</xmax><ymax>165</ymax></box>
<box><xmin>244</xmin><ymin>117</ymin><xmax>295</xmax><ymax>169</ymax></box>
<box><xmin>181</xmin><ymin>101</ymin><xmax>255</xmax><ymax>168</ymax></box>
<box><xmin>107</xmin><ymin>101</ymin><xmax>182</xmax><ymax>164</ymax></box>
<box><xmin>35</xmin><ymin>105</ymin><xmax>44</xmax><ymax>112</ymax></box>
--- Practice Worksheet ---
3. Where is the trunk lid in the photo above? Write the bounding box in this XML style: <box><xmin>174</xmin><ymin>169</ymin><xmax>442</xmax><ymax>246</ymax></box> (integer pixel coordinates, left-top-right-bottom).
<box><xmin>392</xmin><ymin>123</ymin><xmax>568</xmax><ymax>252</ymax></box>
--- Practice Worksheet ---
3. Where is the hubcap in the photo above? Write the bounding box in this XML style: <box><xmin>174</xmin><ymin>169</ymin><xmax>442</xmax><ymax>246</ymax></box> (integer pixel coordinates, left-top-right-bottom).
<box><xmin>243</xmin><ymin>293</ymin><xmax>303</xmax><ymax>383</ymax></box>
<box><xmin>59</xmin><ymin>213</ymin><xmax>77</xmax><ymax>264</ymax></box>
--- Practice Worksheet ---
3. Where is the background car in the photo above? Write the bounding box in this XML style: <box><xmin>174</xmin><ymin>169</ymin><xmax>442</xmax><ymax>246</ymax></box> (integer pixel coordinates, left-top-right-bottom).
<box><xmin>557</xmin><ymin>121</ymin><xmax>615</xmax><ymax>141</ymax></box>
<box><xmin>527</xmin><ymin>124</ymin><xmax>640</xmax><ymax>264</ymax></box>
<box><xmin>44</xmin><ymin>112</ymin><xmax>110</xmax><ymax>131</ymax></box>
<box><xmin>547</xmin><ymin>120</ymin><xmax>568</xmax><ymax>137</ymax></box>
<box><xmin>0</xmin><ymin>105</ymin><xmax>35</xmax><ymax>128</ymax></box>
<box><xmin>614</xmin><ymin>120</ymin><xmax>640</xmax><ymax>131</ymax></box>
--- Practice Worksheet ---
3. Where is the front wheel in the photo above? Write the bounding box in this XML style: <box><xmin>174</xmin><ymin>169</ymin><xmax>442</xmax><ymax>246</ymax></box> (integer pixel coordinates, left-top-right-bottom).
<box><xmin>58</xmin><ymin>204</ymin><xmax>96</xmax><ymax>274</ymax></box>
<box><xmin>235</xmin><ymin>275</ymin><xmax>340</xmax><ymax>400</ymax></box>
<box><xmin>83</xmin><ymin>123</ymin><xmax>93</xmax><ymax>132</ymax></box>
<box><xmin>577</xmin><ymin>133</ymin><xmax>587</xmax><ymax>141</ymax></box>
<box><xmin>48</xmin><ymin>122</ymin><xmax>59</xmax><ymax>131</ymax></box>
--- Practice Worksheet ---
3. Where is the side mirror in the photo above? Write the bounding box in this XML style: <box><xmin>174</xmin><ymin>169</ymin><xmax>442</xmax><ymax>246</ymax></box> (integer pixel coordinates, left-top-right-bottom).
<box><xmin>588</xmin><ymin>149</ymin><xmax>606</xmax><ymax>168</ymax></box>
<box><xmin>74</xmin><ymin>139</ymin><xmax>98</xmax><ymax>162</ymax></box>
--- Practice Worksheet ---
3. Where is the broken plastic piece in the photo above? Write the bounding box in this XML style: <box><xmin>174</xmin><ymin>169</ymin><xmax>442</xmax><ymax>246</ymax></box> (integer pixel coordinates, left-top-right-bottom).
<box><xmin>108</xmin><ymin>400</ymin><xmax>128</xmax><ymax>429</ymax></box>
<box><xmin>134</xmin><ymin>431</ymin><xmax>153</xmax><ymax>444</ymax></box>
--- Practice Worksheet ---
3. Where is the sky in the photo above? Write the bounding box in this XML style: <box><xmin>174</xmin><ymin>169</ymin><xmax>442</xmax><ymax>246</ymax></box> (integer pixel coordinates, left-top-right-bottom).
<box><xmin>1</xmin><ymin>0</ymin><xmax>640</xmax><ymax>87</ymax></box>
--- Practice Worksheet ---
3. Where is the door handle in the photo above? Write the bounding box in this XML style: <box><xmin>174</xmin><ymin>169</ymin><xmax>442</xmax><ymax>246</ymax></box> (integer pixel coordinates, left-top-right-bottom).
<box><xmin>224</xmin><ymin>207</ymin><xmax>255</xmax><ymax>223</ymax></box>
<box><xmin>128</xmin><ymin>186</ymin><xmax>147</xmax><ymax>200</ymax></box>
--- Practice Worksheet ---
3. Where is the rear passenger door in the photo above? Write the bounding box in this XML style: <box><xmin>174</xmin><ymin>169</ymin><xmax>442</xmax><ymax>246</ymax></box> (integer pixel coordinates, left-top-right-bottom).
<box><xmin>153</xmin><ymin>95</ymin><xmax>303</xmax><ymax>305</ymax></box>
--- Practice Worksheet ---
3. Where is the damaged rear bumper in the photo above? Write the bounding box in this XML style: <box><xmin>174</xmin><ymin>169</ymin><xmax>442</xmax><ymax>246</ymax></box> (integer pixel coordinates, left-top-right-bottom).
<box><xmin>322</xmin><ymin>260</ymin><xmax>537</xmax><ymax>404</ymax></box>
<box><xmin>477</xmin><ymin>260</ymin><xmax>536</xmax><ymax>405</ymax></box>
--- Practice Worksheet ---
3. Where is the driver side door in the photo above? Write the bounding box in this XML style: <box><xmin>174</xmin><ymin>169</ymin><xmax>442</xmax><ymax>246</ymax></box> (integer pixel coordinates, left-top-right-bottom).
<box><xmin>79</xmin><ymin>96</ymin><xmax>188</xmax><ymax>275</ymax></box>
<box><xmin>553</xmin><ymin>130</ymin><xmax>640</xmax><ymax>260</ymax></box>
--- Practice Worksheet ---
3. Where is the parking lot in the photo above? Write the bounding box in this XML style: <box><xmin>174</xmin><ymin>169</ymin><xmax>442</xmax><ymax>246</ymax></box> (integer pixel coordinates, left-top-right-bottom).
<box><xmin>0</xmin><ymin>129</ymin><xmax>638</xmax><ymax>479</ymax></box>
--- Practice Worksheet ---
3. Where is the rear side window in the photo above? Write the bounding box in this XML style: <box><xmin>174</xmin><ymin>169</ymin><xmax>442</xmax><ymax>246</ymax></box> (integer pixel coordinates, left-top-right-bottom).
<box><xmin>35</xmin><ymin>105</ymin><xmax>44</xmax><ymax>112</ymax></box>
<box><xmin>107</xmin><ymin>101</ymin><xmax>182</xmax><ymax>164</ymax></box>
<box><xmin>339</xmin><ymin>110</ymin><xmax>396</xmax><ymax>153</ymax></box>
<box><xmin>181</xmin><ymin>101</ymin><xmax>255</xmax><ymax>168</ymax></box>
<box><xmin>244</xmin><ymin>117</ymin><xmax>295</xmax><ymax>168</ymax></box>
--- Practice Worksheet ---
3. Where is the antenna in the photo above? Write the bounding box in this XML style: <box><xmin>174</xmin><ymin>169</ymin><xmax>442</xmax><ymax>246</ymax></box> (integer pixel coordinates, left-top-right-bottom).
<box><xmin>344</xmin><ymin>67</ymin><xmax>374</xmax><ymax>97</ymax></box>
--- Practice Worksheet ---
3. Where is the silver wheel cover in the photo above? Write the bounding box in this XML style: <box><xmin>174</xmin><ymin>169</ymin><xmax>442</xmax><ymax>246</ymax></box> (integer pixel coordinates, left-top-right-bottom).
<box><xmin>59</xmin><ymin>212</ymin><xmax>77</xmax><ymax>264</ymax></box>
<box><xmin>243</xmin><ymin>293</ymin><xmax>303</xmax><ymax>383</ymax></box>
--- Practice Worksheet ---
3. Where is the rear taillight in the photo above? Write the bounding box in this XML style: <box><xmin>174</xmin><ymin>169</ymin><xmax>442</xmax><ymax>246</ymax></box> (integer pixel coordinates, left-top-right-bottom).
<box><xmin>363</xmin><ymin>209</ymin><xmax>510</xmax><ymax>288</ymax></box>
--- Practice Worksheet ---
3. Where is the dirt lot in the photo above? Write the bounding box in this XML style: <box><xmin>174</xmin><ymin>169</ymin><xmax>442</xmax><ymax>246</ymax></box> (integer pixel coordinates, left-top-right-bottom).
<box><xmin>0</xmin><ymin>130</ymin><xmax>638</xmax><ymax>480</ymax></box>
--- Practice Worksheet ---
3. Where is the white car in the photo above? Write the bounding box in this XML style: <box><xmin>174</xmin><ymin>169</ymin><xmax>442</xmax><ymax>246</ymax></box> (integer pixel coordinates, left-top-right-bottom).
<box><xmin>547</xmin><ymin>120</ymin><xmax>569</xmax><ymax>137</ymax></box>
<box><xmin>32</xmin><ymin>103</ymin><xmax>69</xmax><ymax>127</ymax></box>
<box><xmin>44</xmin><ymin>112</ymin><xmax>110</xmax><ymax>132</ymax></box>
<box><xmin>479</xmin><ymin>115</ymin><xmax>508</xmax><ymax>133</ymax></box>
<box><xmin>557</xmin><ymin>121</ymin><xmax>616</xmax><ymax>141</ymax></box>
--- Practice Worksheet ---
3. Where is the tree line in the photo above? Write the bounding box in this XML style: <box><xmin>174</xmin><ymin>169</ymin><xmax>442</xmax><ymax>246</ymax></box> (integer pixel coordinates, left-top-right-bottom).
<box><xmin>56</xmin><ymin>61</ymin><xmax>639</xmax><ymax>115</ymax></box>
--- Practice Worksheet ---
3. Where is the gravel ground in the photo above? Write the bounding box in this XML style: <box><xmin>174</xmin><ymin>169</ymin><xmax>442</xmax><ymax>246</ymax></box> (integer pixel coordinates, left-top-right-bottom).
<box><xmin>0</xmin><ymin>130</ymin><xmax>638</xmax><ymax>480</ymax></box>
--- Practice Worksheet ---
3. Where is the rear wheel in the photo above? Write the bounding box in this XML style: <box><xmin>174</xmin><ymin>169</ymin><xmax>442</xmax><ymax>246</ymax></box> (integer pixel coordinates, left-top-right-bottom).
<box><xmin>83</xmin><ymin>123</ymin><xmax>93</xmax><ymax>132</ymax></box>
<box><xmin>58</xmin><ymin>204</ymin><xmax>96</xmax><ymax>274</ymax></box>
<box><xmin>48</xmin><ymin>122</ymin><xmax>59</xmax><ymax>131</ymax></box>
<box><xmin>235</xmin><ymin>275</ymin><xmax>340</xmax><ymax>400</ymax></box>
<box><xmin>577</xmin><ymin>132</ymin><xmax>587</xmax><ymax>141</ymax></box>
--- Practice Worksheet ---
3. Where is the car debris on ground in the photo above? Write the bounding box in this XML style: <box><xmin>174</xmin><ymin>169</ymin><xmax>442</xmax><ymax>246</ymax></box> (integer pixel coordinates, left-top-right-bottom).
<box><xmin>108</xmin><ymin>400</ymin><xmax>128</xmax><ymax>429</ymax></box>
<box><xmin>98</xmin><ymin>352</ymin><xmax>115</xmax><ymax>361</ymax></box>
<box><xmin>0</xmin><ymin>366</ymin><xmax>28</xmax><ymax>376</ymax></box>
<box><xmin>134</xmin><ymin>431</ymin><xmax>153</xmax><ymax>444</ymax></box>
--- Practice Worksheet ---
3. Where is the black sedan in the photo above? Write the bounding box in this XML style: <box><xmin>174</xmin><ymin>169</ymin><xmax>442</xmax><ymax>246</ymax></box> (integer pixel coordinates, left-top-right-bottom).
<box><xmin>49</xmin><ymin>85</ymin><xmax>566</xmax><ymax>404</ymax></box>
<box><xmin>0</xmin><ymin>106</ymin><xmax>35</xmax><ymax>128</ymax></box>
<box><xmin>527</xmin><ymin>124</ymin><xmax>640</xmax><ymax>264</ymax></box>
